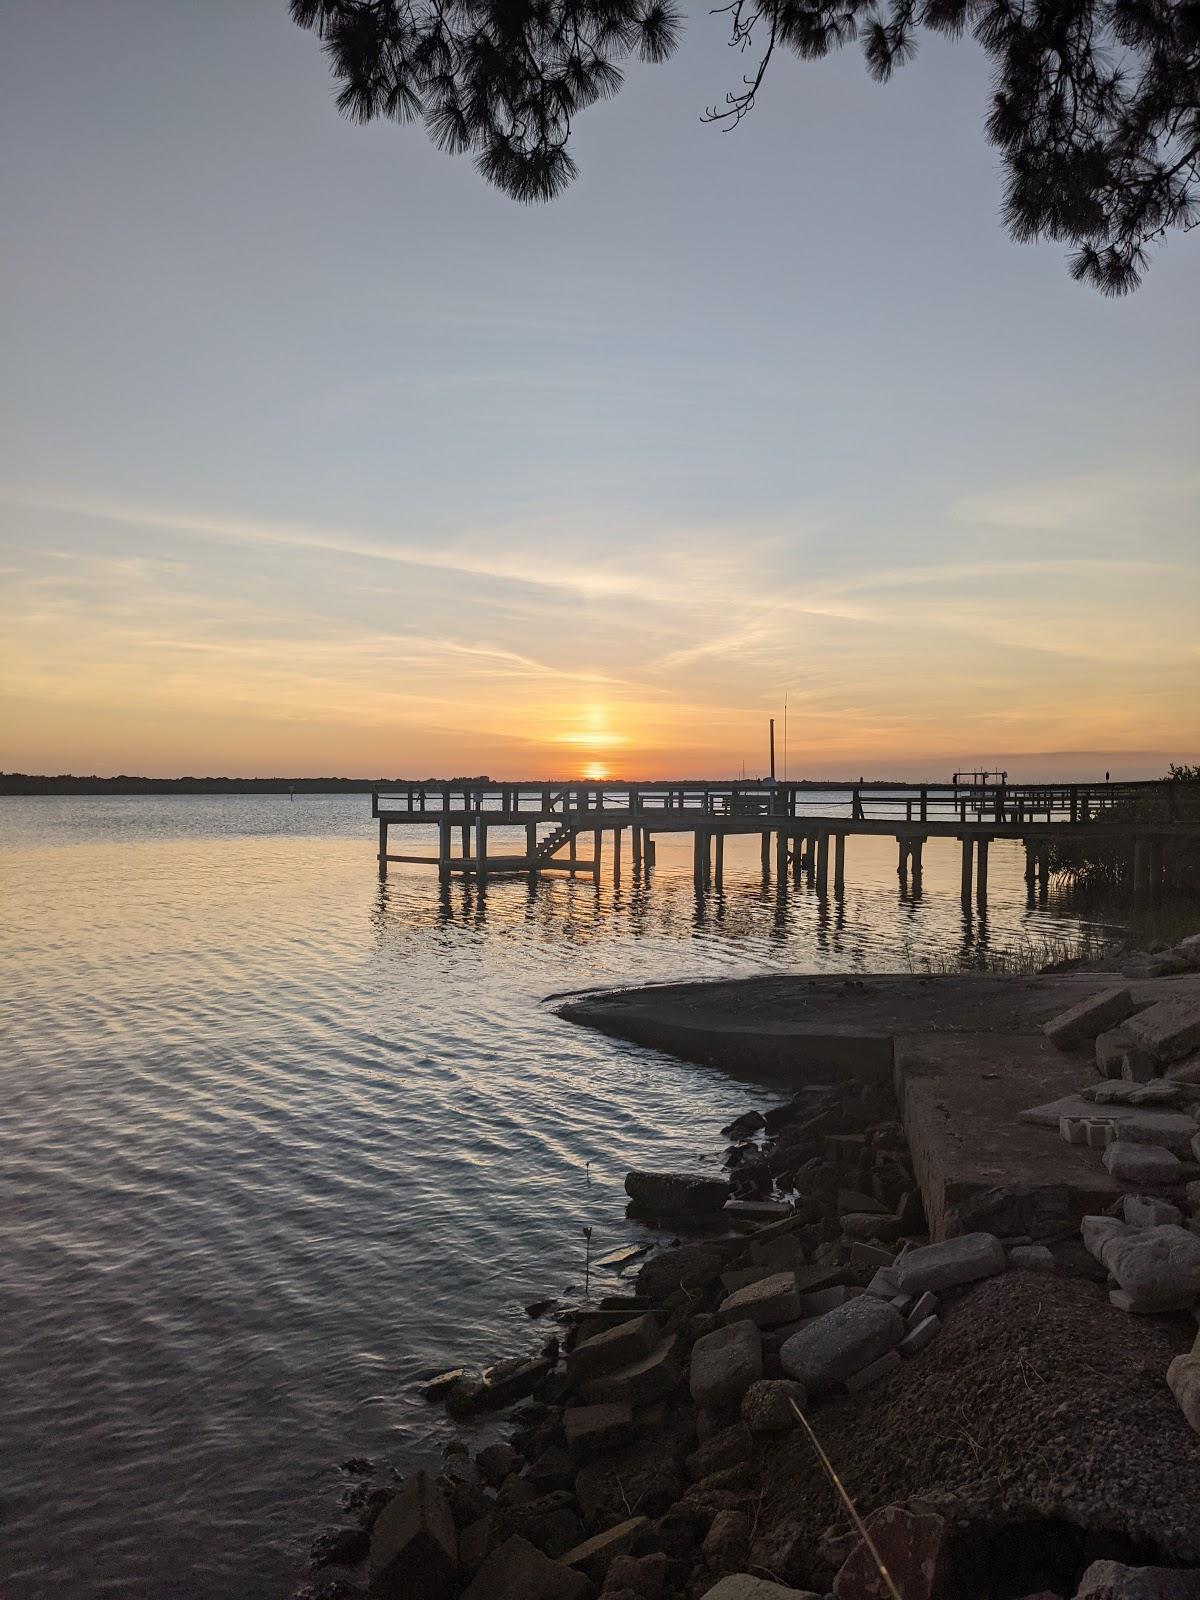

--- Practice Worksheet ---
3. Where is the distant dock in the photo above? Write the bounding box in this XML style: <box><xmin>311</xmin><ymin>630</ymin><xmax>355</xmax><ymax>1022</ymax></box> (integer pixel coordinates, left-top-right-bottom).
<box><xmin>373</xmin><ymin>778</ymin><xmax>1198</xmax><ymax>906</ymax></box>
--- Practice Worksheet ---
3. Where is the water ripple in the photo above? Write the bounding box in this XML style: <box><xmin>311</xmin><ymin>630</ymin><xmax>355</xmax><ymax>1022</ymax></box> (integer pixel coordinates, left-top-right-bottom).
<box><xmin>0</xmin><ymin>796</ymin><xmax>1120</xmax><ymax>1598</ymax></box>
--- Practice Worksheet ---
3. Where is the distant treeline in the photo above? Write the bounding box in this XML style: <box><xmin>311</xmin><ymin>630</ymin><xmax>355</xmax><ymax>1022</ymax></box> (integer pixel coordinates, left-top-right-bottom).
<box><xmin>0</xmin><ymin>774</ymin><xmax>491</xmax><ymax>796</ymax></box>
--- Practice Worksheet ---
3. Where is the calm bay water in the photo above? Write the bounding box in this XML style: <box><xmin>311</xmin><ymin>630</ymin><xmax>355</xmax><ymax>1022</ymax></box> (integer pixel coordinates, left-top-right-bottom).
<box><xmin>0</xmin><ymin>795</ymin><xmax>1122</xmax><ymax>1598</ymax></box>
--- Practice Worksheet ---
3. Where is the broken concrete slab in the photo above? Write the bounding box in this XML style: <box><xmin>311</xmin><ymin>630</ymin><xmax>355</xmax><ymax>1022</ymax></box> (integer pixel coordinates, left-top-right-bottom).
<box><xmin>779</xmin><ymin>1296</ymin><xmax>904</xmax><ymax>1391</ymax></box>
<box><xmin>1128</xmin><ymin>997</ymin><xmax>1200</xmax><ymax>1064</ymax></box>
<box><xmin>1096</xmin><ymin>1223</ymin><xmax>1200</xmax><ymax>1311</ymax></box>
<box><xmin>568</xmin><ymin>1314</ymin><xmax>659</xmax><ymax>1383</ymax></box>
<box><xmin>718</xmin><ymin>1271</ymin><xmax>802</xmax><ymax>1328</ymax></box>
<box><xmin>1123</xmin><ymin>1195</ymin><xmax>1184</xmax><ymax>1227</ymax></box>
<box><xmin>1044</xmin><ymin>988</ymin><xmax>1135</xmax><ymax>1050</ymax></box>
<box><xmin>581</xmin><ymin>1335</ymin><xmax>680</xmax><ymax>1407</ymax></box>
<box><xmin>897</xmin><ymin>1034</ymin><xmax>1125</xmax><ymax>1241</ymax></box>
<box><xmin>700</xmin><ymin>1577</ymin><xmax>822</xmax><ymax>1599</ymax></box>
<box><xmin>906</xmin><ymin>1291</ymin><xmax>938</xmax><ymax>1326</ymax></box>
<box><xmin>891</xmin><ymin>1232</ymin><xmax>1006</xmax><ymax>1296</ymax></box>
<box><xmin>370</xmin><ymin>1472</ymin><xmax>459</xmax><ymax>1599</ymax></box>
<box><xmin>1021</xmin><ymin>1097</ymin><xmax>1193</xmax><ymax>1144</ymax></box>
<box><xmin>1101</xmin><ymin>1109</ymin><xmax>1198</xmax><ymax>1154</ymax></box>
<box><xmin>690</xmin><ymin>1319</ymin><xmax>763</xmax><ymax>1411</ymax></box>
<box><xmin>560</xmin><ymin>1515</ymin><xmax>652</xmax><ymax>1578</ymax></box>
<box><xmin>898</xmin><ymin>1313</ymin><xmax>940</xmax><ymax>1355</ymax></box>
<box><xmin>562</xmin><ymin>1402</ymin><xmax>634</xmax><ymax>1462</ymax></box>
<box><xmin>1086</xmin><ymin>1080</ymin><xmax>1185</xmax><ymax>1106</ymax></box>
<box><xmin>723</xmin><ymin>1198</ymin><xmax>794</xmax><ymax>1224</ymax></box>
<box><xmin>1103</xmin><ymin>1141</ymin><xmax>1184</xmax><ymax>1186</ymax></box>
<box><xmin>624</xmin><ymin>1170</ymin><xmax>731</xmax><ymax>1215</ymax></box>
<box><xmin>460</xmin><ymin>1534</ymin><xmax>594</xmax><ymax>1600</ymax></box>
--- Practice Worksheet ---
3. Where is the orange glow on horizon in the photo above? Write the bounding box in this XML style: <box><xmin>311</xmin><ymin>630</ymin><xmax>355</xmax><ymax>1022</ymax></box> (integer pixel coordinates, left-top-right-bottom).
<box><xmin>581</xmin><ymin>762</ymin><xmax>609</xmax><ymax>781</ymax></box>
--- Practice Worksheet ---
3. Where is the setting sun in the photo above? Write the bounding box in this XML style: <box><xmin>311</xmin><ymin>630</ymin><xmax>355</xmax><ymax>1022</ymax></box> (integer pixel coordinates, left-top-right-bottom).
<box><xmin>581</xmin><ymin>762</ymin><xmax>609</xmax><ymax>781</ymax></box>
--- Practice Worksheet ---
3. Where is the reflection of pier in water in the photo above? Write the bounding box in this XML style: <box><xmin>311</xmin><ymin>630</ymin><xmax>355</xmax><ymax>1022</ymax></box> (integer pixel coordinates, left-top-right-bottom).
<box><xmin>373</xmin><ymin>779</ymin><xmax>1197</xmax><ymax>907</ymax></box>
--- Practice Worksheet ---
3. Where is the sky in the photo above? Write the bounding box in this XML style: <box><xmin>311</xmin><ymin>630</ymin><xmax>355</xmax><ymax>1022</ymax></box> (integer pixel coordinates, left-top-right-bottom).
<box><xmin>2</xmin><ymin>0</ymin><xmax>1197</xmax><ymax>782</ymax></box>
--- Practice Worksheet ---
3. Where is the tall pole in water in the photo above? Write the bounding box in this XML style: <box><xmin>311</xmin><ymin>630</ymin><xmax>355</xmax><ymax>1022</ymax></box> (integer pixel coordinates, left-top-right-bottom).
<box><xmin>769</xmin><ymin>719</ymin><xmax>776</xmax><ymax>781</ymax></box>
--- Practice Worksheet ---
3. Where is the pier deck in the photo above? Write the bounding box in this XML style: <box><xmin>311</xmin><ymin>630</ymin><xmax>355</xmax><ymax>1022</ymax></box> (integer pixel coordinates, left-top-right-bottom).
<box><xmin>372</xmin><ymin>778</ymin><xmax>1198</xmax><ymax>905</ymax></box>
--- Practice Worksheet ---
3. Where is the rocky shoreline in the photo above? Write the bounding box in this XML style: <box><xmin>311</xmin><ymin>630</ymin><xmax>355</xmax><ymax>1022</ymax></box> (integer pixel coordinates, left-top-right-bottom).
<box><xmin>293</xmin><ymin>934</ymin><xmax>1200</xmax><ymax>1600</ymax></box>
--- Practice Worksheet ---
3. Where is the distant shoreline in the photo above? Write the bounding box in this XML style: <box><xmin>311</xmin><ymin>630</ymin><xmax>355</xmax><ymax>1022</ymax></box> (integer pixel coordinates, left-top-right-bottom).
<box><xmin>0</xmin><ymin>776</ymin><xmax>400</xmax><ymax>796</ymax></box>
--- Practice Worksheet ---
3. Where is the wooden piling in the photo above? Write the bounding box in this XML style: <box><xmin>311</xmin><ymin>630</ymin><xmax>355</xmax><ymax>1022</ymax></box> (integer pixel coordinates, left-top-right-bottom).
<box><xmin>378</xmin><ymin>816</ymin><xmax>388</xmax><ymax>877</ymax></box>
<box><xmin>614</xmin><ymin>827</ymin><xmax>623</xmax><ymax>881</ymax></box>
<box><xmin>834</xmin><ymin>832</ymin><xmax>845</xmax><ymax>894</ymax></box>
<box><xmin>715</xmin><ymin>831</ymin><xmax>725</xmax><ymax>890</ymax></box>
<box><xmin>976</xmin><ymin>837</ymin><xmax>989</xmax><ymax>900</ymax></box>
<box><xmin>816</xmin><ymin>830</ymin><xmax>830</xmax><ymax>893</ymax></box>
<box><xmin>960</xmin><ymin>837</ymin><xmax>973</xmax><ymax>901</ymax></box>
<box><xmin>761</xmin><ymin>832</ymin><xmax>771</xmax><ymax>877</ymax></box>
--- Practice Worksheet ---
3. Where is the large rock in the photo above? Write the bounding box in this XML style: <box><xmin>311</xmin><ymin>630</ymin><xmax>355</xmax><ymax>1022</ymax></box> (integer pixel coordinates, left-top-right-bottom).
<box><xmin>563</xmin><ymin>1401</ymin><xmax>634</xmax><ymax>1462</ymax></box>
<box><xmin>779</xmin><ymin>1296</ymin><xmax>903</xmax><ymax>1391</ymax></box>
<box><xmin>369</xmin><ymin>1473</ymin><xmax>459</xmax><ymax>1599</ymax></box>
<box><xmin>833</xmin><ymin>1504</ymin><xmax>948</xmax><ymax>1600</ymax></box>
<box><xmin>741</xmin><ymin>1378</ymin><xmax>806</xmax><ymax>1434</ymax></box>
<box><xmin>625</xmin><ymin>1170</ymin><xmax>731</xmax><ymax>1216</ymax></box>
<box><xmin>1090</xmin><ymin>1222</ymin><xmax>1200</xmax><ymax>1311</ymax></box>
<box><xmin>700</xmin><ymin>1578</ymin><xmax>823</xmax><ymax>1599</ymax></box>
<box><xmin>690</xmin><ymin>1319</ymin><xmax>763</xmax><ymax>1411</ymax></box>
<box><xmin>1103</xmin><ymin>1140</ymin><xmax>1184</xmax><ymax>1185</ymax></box>
<box><xmin>460</xmin><ymin>1534</ymin><xmax>595</xmax><ymax>1600</ymax></box>
<box><xmin>1044</xmin><ymin>987</ymin><xmax>1134</xmax><ymax>1050</ymax></box>
<box><xmin>891</xmin><ymin>1233</ymin><xmax>1006</xmax><ymax>1296</ymax></box>
<box><xmin>580</xmin><ymin>1335</ymin><xmax>680</xmax><ymax>1407</ymax></box>
<box><xmin>1167</xmin><ymin>1352</ymin><xmax>1200</xmax><ymax>1433</ymax></box>
<box><xmin>1101</xmin><ymin>1109</ymin><xmax>1198</xmax><ymax>1154</ymax></box>
<box><xmin>636</xmin><ymin>1242</ymin><xmax>731</xmax><ymax>1299</ymax></box>
<box><xmin>1075</xmin><ymin>1560</ymin><xmax>1200</xmax><ymax>1598</ymax></box>
<box><xmin>718</xmin><ymin>1271</ymin><xmax>802</xmax><ymax>1328</ymax></box>
<box><xmin>568</xmin><ymin>1314</ymin><xmax>659</xmax><ymax>1382</ymax></box>
<box><xmin>1127</xmin><ymin>997</ymin><xmax>1200</xmax><ymax>1063</ymax></box>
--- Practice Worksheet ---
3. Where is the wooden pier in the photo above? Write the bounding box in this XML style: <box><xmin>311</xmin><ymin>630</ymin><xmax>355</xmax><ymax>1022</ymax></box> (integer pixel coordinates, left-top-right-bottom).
<box><xmin>372</xmin><ymin>778</ymin><xmax>1198</xmax><ymax>906</ymax></box>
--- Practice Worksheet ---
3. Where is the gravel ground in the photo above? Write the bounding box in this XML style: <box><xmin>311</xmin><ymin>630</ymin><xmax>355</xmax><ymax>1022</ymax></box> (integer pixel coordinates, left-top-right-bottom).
<box><xmin>751</xmin><ymin>1269</ymin><xmax>1200</xmax><ymax>1591</ymax></box>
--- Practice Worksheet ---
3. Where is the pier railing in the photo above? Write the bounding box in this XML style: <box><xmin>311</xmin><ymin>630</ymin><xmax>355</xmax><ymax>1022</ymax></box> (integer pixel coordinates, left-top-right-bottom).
<box><xmin>373</xmin><ymin>778</ymin><xmax>1192</xmax><ymax>826</ymax></box>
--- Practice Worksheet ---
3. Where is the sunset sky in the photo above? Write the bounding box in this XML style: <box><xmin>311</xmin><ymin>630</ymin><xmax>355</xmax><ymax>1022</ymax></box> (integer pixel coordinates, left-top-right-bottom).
<box><xmin>2</xmin><ymin>2</ymin><xmax>1197</xmax><ymax>781</ymax></box>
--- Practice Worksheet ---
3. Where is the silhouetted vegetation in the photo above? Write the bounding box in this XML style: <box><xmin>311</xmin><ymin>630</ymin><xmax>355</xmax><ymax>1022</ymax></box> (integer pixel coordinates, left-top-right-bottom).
<box><xmin>292</xmin><ymin>0</ymin><xmax>1200</xmax><ymax>291</ymax></box>
<box><xmin>1047</xmin><ymin>764</ymin><xmax>1200</xmax><ymax>894</ymax></box>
